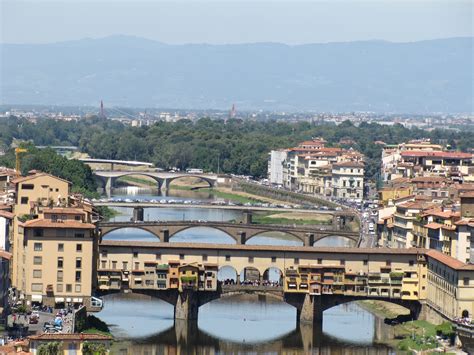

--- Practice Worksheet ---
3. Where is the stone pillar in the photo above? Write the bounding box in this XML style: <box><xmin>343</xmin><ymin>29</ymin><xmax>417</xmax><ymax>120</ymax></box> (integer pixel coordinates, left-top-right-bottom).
<box><xmin>243</xmin><ymin>211</ymin><xmax>253</xmax><ymax>224</ymax></box>
<box><xmin>133</xmin><ymin>207</ymin><xmax>144</xmax><ymax>222</ymax></box>
<box><xmin>236</xmin><ymin>273</ymin><xmax>241</xmax><ymax>285</ymax></box>
<box><xmin>237</xmin><ymin>231</ymin><xmax>246</xmax><ymax>245</ymax></box>
<box><xmin>105</xmin><ymin>177</ymin><xmax>115</xmax><ymax>193</ymax></box>
<box><xmin>304</xmin><ymin>233</ymin><xmax>314</xmax><ymax>247</ymax></box>
<box><xmin>175</xmin><ymin>319</ymin><xmax>198</xmax><ymax>346</ymax></box>
<box><xmin>161</xmin><ymin>229</ymin><xmax>170</xmax><ymax>243</ymax></box>
<box><xmin>299</xmin><ymin>294</ymin><xmax>323</xmax><ymax>326</ymax></box>
<box><xmin>175</xmin><ymin>291</ymin><xmax>199</xmax><ymax>321</ymax></box>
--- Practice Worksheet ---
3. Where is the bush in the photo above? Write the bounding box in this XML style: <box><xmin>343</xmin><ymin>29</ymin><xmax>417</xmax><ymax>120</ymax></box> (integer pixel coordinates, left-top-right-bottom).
<box><xmin>37</xmin><ymin>342</ymin><xmax>60</xmax><ymax>355</ymax></box>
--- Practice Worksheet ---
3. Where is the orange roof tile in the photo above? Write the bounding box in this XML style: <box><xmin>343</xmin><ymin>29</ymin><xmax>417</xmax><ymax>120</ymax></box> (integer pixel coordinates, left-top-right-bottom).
<box><xmin>11</xmin><ymin>172</ymin><xmax>71</xmax><ymax>185</ymax></box>
<box><xmin>426</xmin><ymin>250</ymin><xmax>474</xmax><ymax>270</ymax></box>
<box><xmin>401</xmin><ymin>151</ymin><xmax>472</xmax><ymax>159</ymax></box>
<box><xmin>23</xmin><ymin>219</ymin><xmax>95</xmax><ymax>229</ymax></box>
<box><xmin>425</xmin><ymin>222</ymin><xmax>442</xmax><ymax>230</ymax></box>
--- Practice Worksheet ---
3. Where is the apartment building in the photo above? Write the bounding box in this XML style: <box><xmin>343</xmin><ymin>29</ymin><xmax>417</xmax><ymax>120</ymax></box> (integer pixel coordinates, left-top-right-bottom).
<box><xmin>0</xmin><ymin>249</ymin><xmax>11</xmax><ymax>324</ymax></box>
<box><xmin>20</xmin><ymin>207</ymin><xmax>96</xmax><ymax>308</ymax></box>
<box><xmin>275</xmin><ymin>138</ymin><xmax>365</xmax><ymax>199</ymax></box>
<box><xmin>267</xmin><ymin>150</ymin><xmax>287</xmax><ymax>185</ymax></box>
<box><xmin>331</xmin><ymin>161</ymin><xmax>365</xmax><ymax>200</ymax></box>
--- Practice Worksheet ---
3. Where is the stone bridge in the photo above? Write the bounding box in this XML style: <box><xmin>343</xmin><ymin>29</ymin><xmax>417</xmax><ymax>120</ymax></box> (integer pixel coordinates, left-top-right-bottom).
<box><xmin>99</xmin><ymin>285</ymin><xmax>423</xmax><ymax>327</ymax></box>
<box><xmin>93</xmin><ymin>170</ymin><xmax>219</xmax><ymax>191</ymax></box>
<box><xmin>97</xmin><ymin>221</ymin><xmax>360</xmax><ymax>245</ymax></box>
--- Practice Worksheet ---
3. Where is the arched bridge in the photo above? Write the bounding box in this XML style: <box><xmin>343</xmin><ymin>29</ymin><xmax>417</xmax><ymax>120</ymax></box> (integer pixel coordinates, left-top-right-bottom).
<box><xmin>93</xmin><ymin>170</ymin><xmax>219</xmax><ymax>191</ymax></box>
<box><xmin>97</xmin><ymin>220</ymin><xmax>360</xmax><ymax>245</ymax></box>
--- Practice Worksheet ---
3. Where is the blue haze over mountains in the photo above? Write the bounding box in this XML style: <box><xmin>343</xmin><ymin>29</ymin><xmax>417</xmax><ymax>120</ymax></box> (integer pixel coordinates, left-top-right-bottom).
<box><xmin>1</xmin><ymin>36</ymin><xmax>472</xmax><ymax>113</ymax></box>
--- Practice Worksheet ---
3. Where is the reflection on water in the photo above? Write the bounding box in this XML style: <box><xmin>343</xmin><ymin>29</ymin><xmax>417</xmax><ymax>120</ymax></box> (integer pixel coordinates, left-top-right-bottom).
<box><xmin>99</xmin><ymin>294</ymin><xmax>393</xmax><ymax>354</ymax></box>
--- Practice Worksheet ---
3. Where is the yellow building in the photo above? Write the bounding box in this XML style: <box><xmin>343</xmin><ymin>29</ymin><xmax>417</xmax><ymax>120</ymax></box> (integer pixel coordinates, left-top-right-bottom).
<box><xmin>21</xmin><ymin>207</ymin><xmax>96</xmax><ymax>308</ymax></box>
<box><xmin>28</xmin><ymin>333</ymin><xmax>112</xmax><ymax>354</ymax></box>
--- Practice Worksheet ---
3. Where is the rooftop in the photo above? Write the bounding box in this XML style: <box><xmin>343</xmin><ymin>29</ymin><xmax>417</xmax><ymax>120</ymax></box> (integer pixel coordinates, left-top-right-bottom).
<box><xmin>23</xmin><ymin>219</ymin><xmax>95</xmax><ymax>229</ymax></box>
<box><xmin>401</xmin><ymin>151</ymin><xmax>472</xmax><ymax>159</ymax></box>
<box><xmin>11</xmin><ymin>172</ymin><xmax>71</xmax><ymax>185</ymax></box>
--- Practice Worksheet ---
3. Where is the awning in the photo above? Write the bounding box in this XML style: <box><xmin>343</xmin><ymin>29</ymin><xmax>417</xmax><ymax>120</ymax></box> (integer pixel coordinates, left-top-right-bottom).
<box><xmin>66</xmin><ymin>298</ymin><xmax>72</xmax><ymax>302</ymax></box>
<box><xmin>134</xmin><ymin>278</ymin><xmax>142</xmax><ymax>282</ymax></box>
<box><xmin>31</xmin><ymin>295</ymin><xmax>43</xmax><ymax>302</ymax></box>
<box><xmin>55</xmin><ymin>297</ymin><xmax>65</xmax><ymax>302</ymax></box>
<box><xmin>72</xmin><ymin>298</ymin><xmax>83</xmax><ymax>303</ymax></box>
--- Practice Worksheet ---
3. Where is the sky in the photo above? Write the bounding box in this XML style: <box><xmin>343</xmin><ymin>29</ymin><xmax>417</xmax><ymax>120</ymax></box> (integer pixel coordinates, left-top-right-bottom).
<box><xmin>1</xmin><ymin>0</ymin><xmax>473</xmax><ymax>45</ymax></box>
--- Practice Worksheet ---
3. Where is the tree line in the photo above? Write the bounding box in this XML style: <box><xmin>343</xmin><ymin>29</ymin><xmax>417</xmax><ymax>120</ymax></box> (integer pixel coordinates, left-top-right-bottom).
<box><xmin>1</xmin><ymin>116</ymin><xmax>473</xmax><ymax>180</ymax></box>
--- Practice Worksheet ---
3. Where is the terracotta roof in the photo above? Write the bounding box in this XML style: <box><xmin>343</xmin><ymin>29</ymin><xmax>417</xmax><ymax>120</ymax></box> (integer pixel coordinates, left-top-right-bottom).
<box><xmin>460</xmin><ymin>191</ymin><xmax>474</xmax><ymax>198</ymax></box>
<box><xmin>401</xmin><ymin>151</ymin><xmax>472</xmax><ymax>159</ymax></box>
<box><xmin>426</xmin><ymin>250</ymin><xmax>474</xmax><ymax>270</ymax></box>
<box><xmin>332</xmin><ymin>161</ymin><xmax>364</xmax><ymax>168</ymax></box>
<box><xmin>42</xmin><ymin>208</ymin><xmax>86</xmax><ymax>215</ymax></box>
<box><xmin>411</xmin><ymin>176</ymin><xmax>448</xmax><ymax>183</ymax></box>
<box><xmin>23</xmin><ymin>219</ymin><xmax>95</xmax><ymax>229</ymax></box>
<box><xmin>425</xmin><ymin>222</ymin><xmax>442</xmax><ymax>230</ymax></box>
<box><xmin>422</xmin><ymin>209</ymin><xmax>460</xmax><ymax>219</ymax></box>
<box><xmin>11</xmin><ymin>172</ymin><xmax>71</xmax><ymax>185</ymax></box>
<box><xmin>100</xmin><ymin>240</ymin><xmax>423</xmax><ymax>255</ymax></box>
<box><xmin>454</xmin><ymin>218</ymin><xmax>474</xmax><ymax>226</ymax></box>
<box><xmin>28</xmin><ymin>333</ymin><xmax>112</xmax><ymax>341</ymax></box>
<box><xmin>398</xmin><ymin>201</ymin><xmax>438</xmax><ymax>210</ymax></box>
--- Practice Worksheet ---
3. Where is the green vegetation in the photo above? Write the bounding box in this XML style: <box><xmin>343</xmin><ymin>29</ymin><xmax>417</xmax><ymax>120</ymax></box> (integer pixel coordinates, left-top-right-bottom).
<box><xmin>82</xmin><ymin>341</ymin><xmax>108</xmax><ymax>355</ymax></box>
<box><xmin>396</xmin><ymin>320</ymin><xmax>441</xmax><ymax>352</ymax></box>
<box><xmin>208</xmin><ymin>189</ymin><xmax>265</xmax><ymax>204</ymax></box>
<box><xmin>1</xmin><ymin>116</ymin><xmax>474</xmax><ymax>180</ymax></box>
<box><xmin>37</xmin><ymin>341</ymin><xmax>60</xmax><ymax>355</ymax></box>
<box><xmin>251</xmin><ymin>213</ymin><xmax>331</xmax><ymax>226</ymax></box>
<box><xmin>75</xmin><ymin>315</ymin><xmax>111</xmax><ymax>336</ymax></box>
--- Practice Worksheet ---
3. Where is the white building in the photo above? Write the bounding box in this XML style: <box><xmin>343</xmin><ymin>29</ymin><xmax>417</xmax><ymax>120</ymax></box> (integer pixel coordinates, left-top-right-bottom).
<box><xmin>268</xmin><ymin>150</ymin><xmax>287</xmax><ymax>185</ymax></box>
<box><xmin>331</xmin><ymin>161</ymin><xmax>365</xmax><ymax>200</ymax></box>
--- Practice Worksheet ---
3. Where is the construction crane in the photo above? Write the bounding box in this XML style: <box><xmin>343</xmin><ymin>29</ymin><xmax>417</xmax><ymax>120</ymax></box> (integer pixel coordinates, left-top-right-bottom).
<box><xmin>15</xmin><ymin>148</ymin><xmax>27</xmax><ymax>177</ymax></box>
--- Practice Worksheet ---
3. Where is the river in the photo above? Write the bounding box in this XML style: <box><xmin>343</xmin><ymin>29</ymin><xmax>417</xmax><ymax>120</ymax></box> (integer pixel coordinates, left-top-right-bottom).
<box><xmin>97</xmin><ymin>186</ymin><xmax>396</xmax><ymax>354</ymax></box>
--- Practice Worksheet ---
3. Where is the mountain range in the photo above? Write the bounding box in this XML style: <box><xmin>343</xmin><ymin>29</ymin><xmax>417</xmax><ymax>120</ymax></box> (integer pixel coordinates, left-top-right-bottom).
<box><xmin>1</xmin><ymin>36</ymin><xmax>472</xmax><ymax>113</ymax></box>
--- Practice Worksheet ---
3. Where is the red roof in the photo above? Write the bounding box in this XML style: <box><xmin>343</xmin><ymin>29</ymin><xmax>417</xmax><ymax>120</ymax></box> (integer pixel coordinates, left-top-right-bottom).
<box><xmin>401</xmin><ymin>151</ymin><xmax>472</xmax><ymax>159</ymax></box>
<box><xmin>0</xmin><ymin>210</ymin><xmax>14</xmax><ymax>219</ymax></box>
<box><xmin>23</xmin><ymin>219</ymin><xmax>95</xmax><ymax>229</ymax></box>
<box><xmin>426</xmin><ymin>249</ymin><xmax>474</xmax><ymax>270</ymax></box>
<box><xmin>0</xmin><ymin>250</ymin><xmax>12</xmax><ymax>260</ymax></box>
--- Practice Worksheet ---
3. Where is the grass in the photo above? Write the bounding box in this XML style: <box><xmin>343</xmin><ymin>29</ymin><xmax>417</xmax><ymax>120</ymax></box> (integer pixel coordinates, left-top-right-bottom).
<box><xmin>81</xmin><ymin>328</ymin><xmax>113</xmax><ymax>337</ymax></box>
<box><xmin>205</xmin><ymin>188</ymin><xmax>266</xmax><ymax>204</ymax></box>
<box><xmin>251</xmin><ymin>215</ymin><xmax>330</xmax><ymax>225</ymax></box>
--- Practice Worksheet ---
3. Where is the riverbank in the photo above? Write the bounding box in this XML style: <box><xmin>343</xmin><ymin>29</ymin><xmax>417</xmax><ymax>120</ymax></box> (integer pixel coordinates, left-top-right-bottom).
<box><xmin>357</xmin><ymin>300</ymin><xmax>459</xmax><ymax>353</ymax></box>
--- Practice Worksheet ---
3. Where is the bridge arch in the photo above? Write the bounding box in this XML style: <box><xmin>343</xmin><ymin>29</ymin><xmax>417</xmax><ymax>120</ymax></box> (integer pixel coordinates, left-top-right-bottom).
<box><xmin>218</xmin><ymin>265</ymin><xmax>238</xmax><ymax>284</ymax></box>
<box><xmin>245</xmin><ymin>231</ymin><xmax>304</xmax><ymax>246</ymax></box>
<box><xmin>169</xmin><ymin>226</ymin><xmax>237</xmax><ymax>244</ymax></box>
<box><xmin>165</xmin><ymin>175</ymin><xmax>215</xmax><ymax>189</ymax></box>
<box><xmin>313</xmin><ymin>234</ymin><xmax>358</xmax><ymax>247</ymax></box>
<box><xmin>100</xmin><ymin>226</ymin><xmax>161</xmax><ymax>241</ymax></box>
<box><xmin>262</xmin><ymin>267</ymin><xmax>283</xmax><ymax>285</ymax></box>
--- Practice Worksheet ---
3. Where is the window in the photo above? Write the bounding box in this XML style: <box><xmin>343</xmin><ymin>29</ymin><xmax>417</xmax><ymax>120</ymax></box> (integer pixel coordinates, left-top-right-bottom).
<box><xmin>74</xmin><ymin>233</ymin><xmax>85</xmax><ymax>238</ymax></box>
<box><xmin>56</xmin><ymin>188</ymin><xmax>59</xmax><ymax>192</ymax></box>
<box><xmin>66</xmin><ymin>284</ymin><xmax>72</xmax><ymax>292</ymax></box>
<box><xmin>34</xmin><ymin>229</ymin><xmax>43</xmax><ymax>237</ymax></box>
<box><xmin>363</xmin><ymin>260</ymin><xmax>368</xmax><ymax>266</ymax></box>
<box><xmin>122</xmin><ymin>261</ymin><xmax>128</xmax><ymax>270</ymax></box>
<box><xmin>133</xmin><ymin>252</ymin><xmax>138</xmax><ymax>258</ymax></box>
<box><xmin>317</xmin><ymin>258</ymin><xmax>322</xmax><ymax>265</ymax></box>
<box><xmin>57</xmin><ymin>270</ymin><xmax>63</xmax><ymax>282</ymax></box>
<box><xmin>57</xmin><ymin>257</ymin><xmax>63</xmax><ymax>268</ymax></box>
<box><xmin>75</xmin><ymin>284</ymin><xmax>81</xmax><ymax>292</ymax></box>
<box><xmin>57</xmin><ymin>284</ymin><xmax>63</xmax><ymax>292</ymax></box>
<box><xmin>155</xmin><ymin>253</ymin><xmax>161</xmax><ymax>260</ymax></box>
<box><xmin>225</xmin><ymin>255</ymin><xmax>231</xmax><ymax>261</ymax></box>
<box><xmin>76</xmin><ymin>258</ymin><xmax>82</xmax><ymax>269</ymax></box>
<box><xmin>340</xmin><ymin>259</ymin><xmax>345</xmax><ymax>266</ymax></box>
<box><xmin>271</xmin><ymin>257</ymin><xmax>277</xmax><ymax>263</ymax></box>
<box><xmin>101</xmin><ymin>251</ymin><xmax>107</xmax><ymax>257</ymax></box>
<box><xmin>134</xmin><ymin>262</ymin><xmax>140</xmax><ymax>270</ymax></box>
<box><xmin>22</xmin><ymin>184</ymin><xmax>34</xmax><ymax>190</ymax></box>
<box><xmin>111</xmin><ymin>261</ymin><xmax>116</xmax><ymax>269</ymax></box>
<box><xmin>33</xmin><ymin>256</ymin><xmax>42</xmax><ymax>265</ymax></box>
<box><xmin>76</xmin><ymin>244</ymin><xmax>82</xmax><ymax>252</ymax></box>
<box><xmin>34</xmin><ymin>243</ymin><xmax>42</xmax><ymax>251</ymax></box>
<box><xmin>31</xmin><ymin>283</ymin><xmax>43</xmax><ymax>292</ymax></box>
<box><xmin>179</xmin><ymin>254</ymin><xmax>185</xmax><ymax>260</ymax></box>
<box><xmin>248</xmin><ymin>256</ymin><xmax>254</xmax><ymax>263</ymax></box>
<box><xmin>409</xmin><ymin>260</ymin><xmax>414</xmax><ymax>267</ymax></box>
<box><xmin>33</xmin><ymin>270</ymin><xmax>42</xmax><ymax>278</ymax></box>
<box><xmin>101</xmin><ymin>260</ymin><xmax>106</xmax><ymax>269</ymax></box>
<box><xmin>202</xmin><ymin>254</ymin><xmax>208</xmax><ymax>262</ymax></box>
<box><xmin>386</xmin><ymin>260</ymin><xmax>391</xmax><ymax>266</ymax></box>
<box><xmin>74</xmin><ymin>215</ymin><xmax>82</xmax><ymax>221</ymax></box>
<box><xmin>75</xmin><ymin>271</ymin><xmax>81</xmax><ymax>282</ymax></box>
<box><xmin>294</xmin><ymin>258</ymin><xmax>299</xmax><ymax>265</ymax></box>
<box><xmin>58</xmin><ymin>243</ymin><xmax>64</xmax><ymax>252</ymax></box>
<box><xmin>464</xmin><ymin>278</ymin><xmax>470</xmax><ymax>286</ymax></box>
<box><xmin>20</xmin><ymin>196</ymin><xmax>29</xmax><ymax>204</ymax></box>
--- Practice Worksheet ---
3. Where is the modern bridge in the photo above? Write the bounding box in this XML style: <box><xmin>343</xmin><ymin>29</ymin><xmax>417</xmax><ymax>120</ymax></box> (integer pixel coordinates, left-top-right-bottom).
<box><xmin>92</xmin><ymin>170</ymin><xmax>219</xmax><ymax>191</ymax></box>
<box><xmin>98</xmin><ymin>220</ymin><xmax>359</xmax><ymax>245</ymax></box>
<box><xmin>96</xmin><ymin>241</ymin><xmax>469</xmax><ymax>325</ymax></box>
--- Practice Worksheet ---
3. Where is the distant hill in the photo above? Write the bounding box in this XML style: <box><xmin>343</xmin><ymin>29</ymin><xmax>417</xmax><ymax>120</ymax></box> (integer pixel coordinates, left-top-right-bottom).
<box><xmin>1</xmin><ymin>36</ymin><xmax>472</xmax><ymax>113</ymax></box>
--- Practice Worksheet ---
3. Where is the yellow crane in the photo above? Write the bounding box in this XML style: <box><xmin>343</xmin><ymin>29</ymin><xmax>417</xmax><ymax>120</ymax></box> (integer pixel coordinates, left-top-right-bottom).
<box><xmin>15</xmin><ymin>148</ymin><xmax>27</xmax><ymax>177</ymax></box>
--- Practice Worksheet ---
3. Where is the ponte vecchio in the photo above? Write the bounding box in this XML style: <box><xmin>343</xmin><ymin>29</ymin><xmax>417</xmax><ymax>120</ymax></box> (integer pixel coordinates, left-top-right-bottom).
<box><xmin>96</xmin><ymin>241</ymin><xmax>474</xmax><ymax>326</ymax></box>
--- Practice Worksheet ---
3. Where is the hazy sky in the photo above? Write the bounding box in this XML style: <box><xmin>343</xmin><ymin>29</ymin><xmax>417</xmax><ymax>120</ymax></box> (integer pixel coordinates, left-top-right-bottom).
<box><xmin>1</xmin><ymin>0</ymin><xmax>473</xmax><ymax>44</ymax></box>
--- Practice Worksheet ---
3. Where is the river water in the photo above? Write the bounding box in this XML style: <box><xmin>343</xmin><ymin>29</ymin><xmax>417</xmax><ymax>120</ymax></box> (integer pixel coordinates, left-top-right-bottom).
<box><xmin>98</xmin><ymin>186</ymin><xmax>395</xmax><ymax>354</ymax></box>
